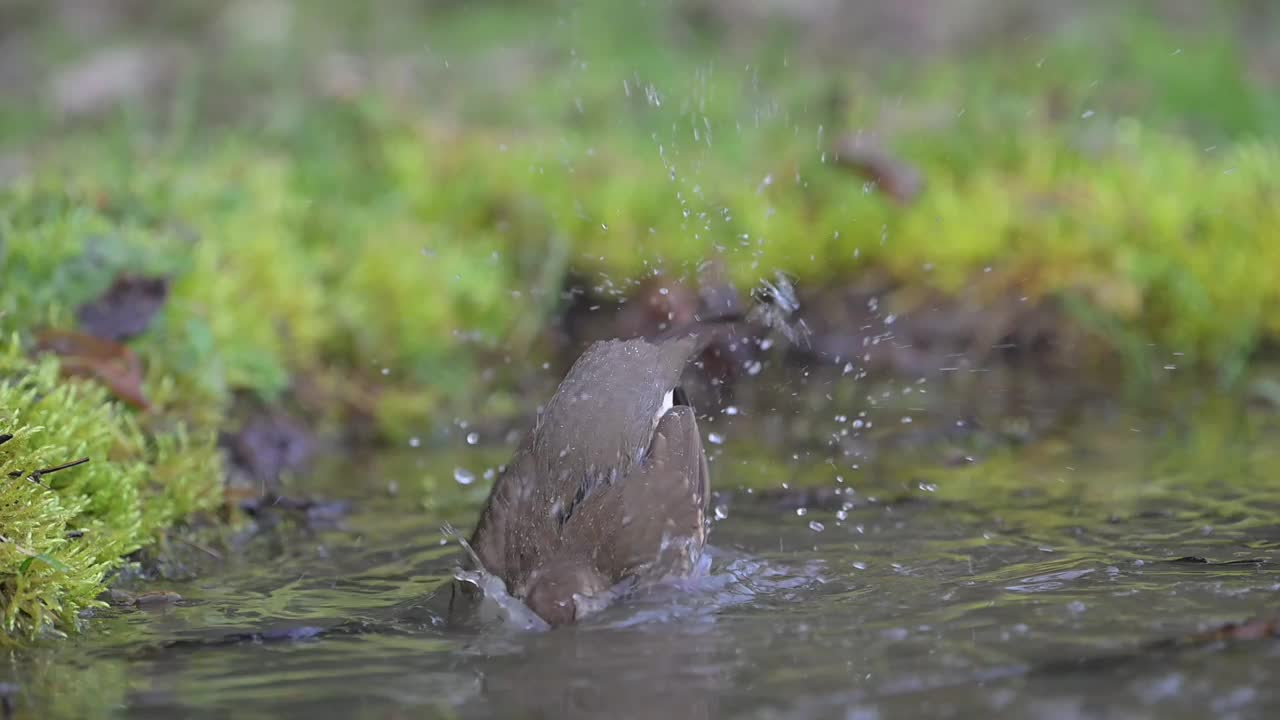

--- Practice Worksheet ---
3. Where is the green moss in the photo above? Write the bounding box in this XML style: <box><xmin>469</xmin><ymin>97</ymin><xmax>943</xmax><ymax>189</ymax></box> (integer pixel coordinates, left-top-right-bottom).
<box><xmin>6</xmin><ymin>3</ymin><xmax>1273</xmax><ymax>411</ymax></box>
<box><xmin>8</xmin><ymin>79</ymin><xmax>1279</xmax><ymax>424</ymax></box>
<box><xmin>0</xmin><ymin>340</ymin><xmax>221</xmax><ymax>641</ymax></box>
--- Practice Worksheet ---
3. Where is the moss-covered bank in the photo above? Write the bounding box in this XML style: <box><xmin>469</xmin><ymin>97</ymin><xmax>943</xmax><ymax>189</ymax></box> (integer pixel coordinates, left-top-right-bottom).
<box><xmin>0</xmin><ymin>342</ymin><xmax>220</xmax><ymax>641</ymax></box>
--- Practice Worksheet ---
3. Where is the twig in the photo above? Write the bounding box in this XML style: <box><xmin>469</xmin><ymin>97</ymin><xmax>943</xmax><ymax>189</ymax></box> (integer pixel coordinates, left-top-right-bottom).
<box><xmin>29</xmin><ymin>457</ymin><xmax>91</xmax><ymax>478</ymax></box>
<box><xmin>8</xmin><ymin>456</ymin><xmax>91</xmax><ymax>487</ymax></box>
<box><xmin>178</xmin><ymin>537</ymin><xmax>224</xmax><ymax>560</ymax></box>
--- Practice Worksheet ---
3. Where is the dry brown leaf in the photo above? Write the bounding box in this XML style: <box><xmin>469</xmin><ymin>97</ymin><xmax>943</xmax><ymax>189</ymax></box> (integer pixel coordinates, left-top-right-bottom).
<box><xmin>35</xmin><ymin>328</ymin><xmax>152</xmax><ymax>411</ymax></box>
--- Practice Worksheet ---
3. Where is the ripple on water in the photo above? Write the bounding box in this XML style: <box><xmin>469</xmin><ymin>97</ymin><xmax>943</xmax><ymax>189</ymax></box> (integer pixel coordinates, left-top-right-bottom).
<box><xmin>7</xmin><ymin>389</ymin><xmax>1280</xmax><ymax>719</ymax></box>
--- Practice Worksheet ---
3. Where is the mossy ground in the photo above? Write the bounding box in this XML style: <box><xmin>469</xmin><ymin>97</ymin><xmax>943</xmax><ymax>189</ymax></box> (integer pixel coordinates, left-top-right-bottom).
<box><xmin>0</xmin><ymin>1</ymin><xmax>1277</xmax><ymax>639</ymax></box>
<box><xmin>0</xmin><ymin>340</ymin><xmax>221</xmax><ymax>642</ymax></box>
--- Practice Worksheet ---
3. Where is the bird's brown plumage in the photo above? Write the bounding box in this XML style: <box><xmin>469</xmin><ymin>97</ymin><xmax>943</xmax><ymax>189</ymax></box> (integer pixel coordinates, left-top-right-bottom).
<box><xmin>465</xmin><ymin>334</ymin><xmax>711</xmax><ymax>626</ymax></box>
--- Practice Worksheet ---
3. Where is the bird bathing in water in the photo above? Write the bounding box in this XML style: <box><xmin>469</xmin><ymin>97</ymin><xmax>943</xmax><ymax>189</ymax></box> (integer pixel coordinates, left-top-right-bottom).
<box><xmin>451</xmin><ymin>273</ymin><xmax>806</xmax><ymax>627</ymax></box>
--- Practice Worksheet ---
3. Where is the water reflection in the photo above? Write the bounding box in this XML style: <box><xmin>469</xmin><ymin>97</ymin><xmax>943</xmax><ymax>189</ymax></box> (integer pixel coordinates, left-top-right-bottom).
<box><xmin>4</xmin><ymin>376</ymin><xmax>1279</xmax><ymax>718</ymax></box>
<box><xmin>459</xmin><ymin>624</ymin><xmax>730</xmax><ymax>720</ymax></box>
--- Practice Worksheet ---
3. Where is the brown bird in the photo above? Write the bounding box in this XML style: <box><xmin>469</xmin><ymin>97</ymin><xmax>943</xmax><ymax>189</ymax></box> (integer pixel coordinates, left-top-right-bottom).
<box><xmin>455</xmin><ymin>272</ymin><xmax>804</xmax><ymax>627</ymax></box>
<box><xmin>462</xmin><ymin>331</ymin><xmax>712</xmax><ymax>627</ymax></box>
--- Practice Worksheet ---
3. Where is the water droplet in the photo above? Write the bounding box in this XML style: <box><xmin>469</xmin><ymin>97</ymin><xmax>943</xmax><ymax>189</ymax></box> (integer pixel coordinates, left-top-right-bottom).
<box><xmin>408</xmin><ymin>437</ymin><xmax>421</xmax><ymax>448</ymax></box>
<box><xmin>795</xmin><ymin>507</ymin><xmax>808</xmax><ymax>517</ymax></box>
<box><xmin>724</xmin><ymin>405</ymin><xmax>739</xmax><ymax>416</ymax></box>
<box><xmin>454</xmin><ymin>468</ymin><xmax>476</xmax><ymax>485</ymax></box>
<box><xmin>851</xmin><ymin>561</ymin><xmax>867</xmax><ymax>570</ymax></box>
<box><xmin>881</xmin><ymin>627</ymin><xmax>909</xmax><ymax>641</ymax></box>
<box><xmin>466</xmin><ymin>432</ymin><xmax>480</xmax><ymax>445</ymax></box>
<box><xmin>714</xmin><ymin>505</ymin><xmax>729</xmax><ymax>521</ymax></box>
<box><xmin>707</xmin><ymin>432</ymin><xmax>724</xmax><ymax>445</ymax></box>
<box><xmin>808</xmin><ymin>520</ymin><xmax>825</xmax><ymax>532</ymax></box>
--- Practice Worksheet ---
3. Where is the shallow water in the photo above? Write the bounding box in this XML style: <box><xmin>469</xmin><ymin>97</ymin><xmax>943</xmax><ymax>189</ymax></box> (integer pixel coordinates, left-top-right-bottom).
<box><xmin>6</xmin><ymin>373</ymin><xmax>1280</xmax><ymax>719</ymax></box>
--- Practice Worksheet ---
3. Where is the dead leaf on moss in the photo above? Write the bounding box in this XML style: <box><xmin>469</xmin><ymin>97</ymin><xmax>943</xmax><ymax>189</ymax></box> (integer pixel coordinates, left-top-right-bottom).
<box><xmin>34</xmin><ymin>328</ymin><xmax>151</xmax><ymax>411</ymax></box>
<box><xmin>77</xmin><ymin>273</ymin><xmax>171</xmax><ymax>342</ymax></box>
<box><xmin>833</xmin><ymin>134</ymin><xmax>925</xmax><ymax>205</ymax></box>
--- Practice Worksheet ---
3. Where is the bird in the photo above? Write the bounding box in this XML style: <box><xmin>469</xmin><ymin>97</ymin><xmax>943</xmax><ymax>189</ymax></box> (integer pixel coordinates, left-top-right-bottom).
<box><xmin>459</xmin><ymin>330</ymin><xmax>713</xmax><ymax>627</ymax></box>
<box><xmin>453</xmin><ymin>271</ymin><xmax>805</xmax><ymax>627</ymax></box>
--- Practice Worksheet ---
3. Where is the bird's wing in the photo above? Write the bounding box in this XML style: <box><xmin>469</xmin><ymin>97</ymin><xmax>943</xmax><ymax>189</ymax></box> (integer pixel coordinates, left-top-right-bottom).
<box><xmin>469</xmin><ymin>336</ymin><xmax>702</xmax><ymax>589</ymax></box>
<box><xmin>565</xmin><ymin>405</ymin><xmax>710</xmax><ymax>584</ymax></box>
<box><xmin>533</xmin><ymin>337</ymin><xmax>699</xmax><ymax>488</ymax></box>
<box><xmin>467</xmin><ymin>443</ymin><xmax>559</xmax><ymax>584</ymax></box>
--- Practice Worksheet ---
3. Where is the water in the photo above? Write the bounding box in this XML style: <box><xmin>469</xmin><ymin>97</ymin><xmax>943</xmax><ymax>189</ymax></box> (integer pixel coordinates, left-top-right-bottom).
<box><xmin>6</xmin><ymin>372</ymin><xmax>1279</xmax><ymax>719</ymax></box>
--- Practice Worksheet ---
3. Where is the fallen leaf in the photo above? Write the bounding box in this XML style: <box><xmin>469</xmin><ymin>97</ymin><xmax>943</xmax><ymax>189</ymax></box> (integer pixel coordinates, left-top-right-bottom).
<box><xmin>833</xmin><ymin>134</ymin><xmax>925</xmax><ymax>205</ymax></box>
<box><xmin>35</xmin><ymin>328</ymin><xmax>151</xmax><ymax>410</ymax></box>
<box><xmin>77</xmin><ymin>273</ymin><xmax>171</xmax><ymax>342</ymax></box>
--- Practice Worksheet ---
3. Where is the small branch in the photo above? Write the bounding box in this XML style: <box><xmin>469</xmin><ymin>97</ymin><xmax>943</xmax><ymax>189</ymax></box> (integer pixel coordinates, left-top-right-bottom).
<box><xmin>8</xmin><ymin>457</ymin><xmax>92</xmax><ymax>486</ymax></box>
<box><xmin>178</xmin><ymin>537</ymin><xmax>224</xmax><ymax>561</ymax></box>
<box><xmin>30</xmin><ymin>457</ymin><xmax>91</xmax><ymax>479</ymax></box>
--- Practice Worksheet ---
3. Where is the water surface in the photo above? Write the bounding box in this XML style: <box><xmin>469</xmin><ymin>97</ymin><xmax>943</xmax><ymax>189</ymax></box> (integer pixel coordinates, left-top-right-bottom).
<box><xmin>7</xmin><ymin>373</ymin><xmax>1279</xmax><ymax>719</ymax></box>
